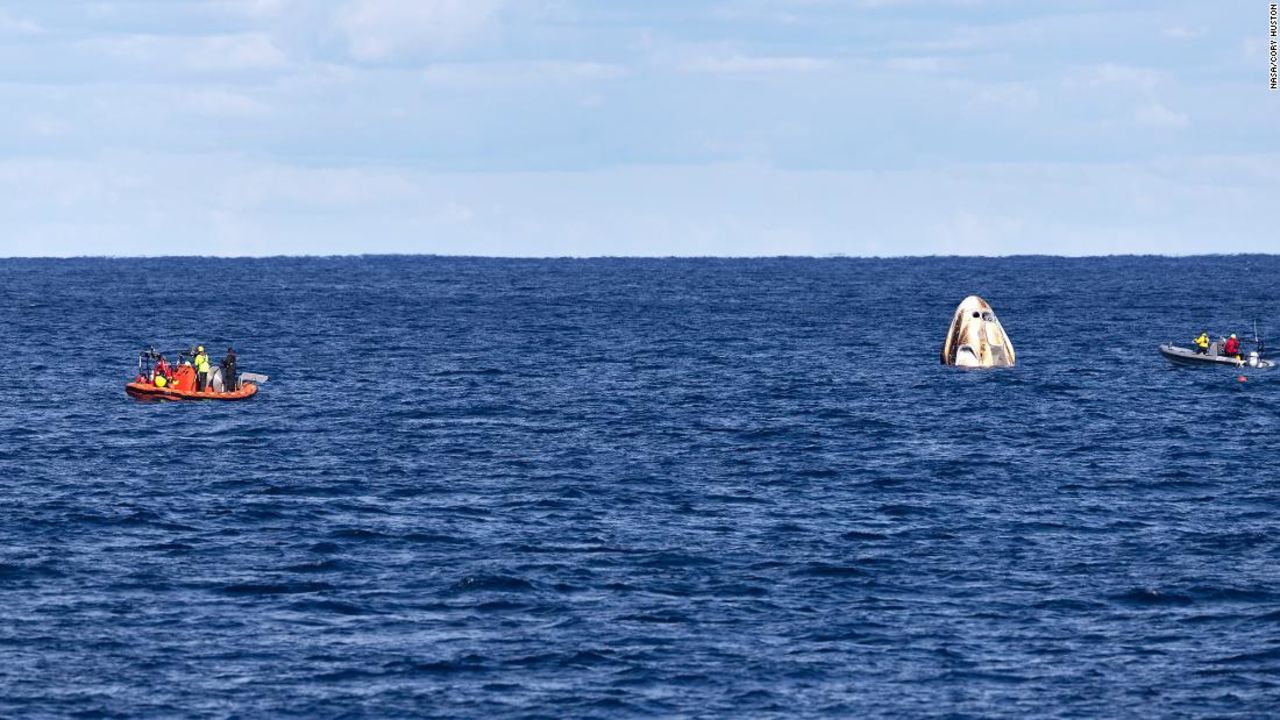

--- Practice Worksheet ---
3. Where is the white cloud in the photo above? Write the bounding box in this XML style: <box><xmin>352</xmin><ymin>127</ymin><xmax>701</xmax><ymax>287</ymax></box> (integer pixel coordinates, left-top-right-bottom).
<box><xmin>422</xmin><ymin>60</ymin><xmax>627</xmax><ymax>87</ymax></box>
<box><xmin>0</xmin><ymin>10</ymin><xmax>41</xmax><ymax>34</ymax></box>
<box><xmin>931</xmin><ymin>212</ymin><xmax>1026</xmax><ymax>256</ymax></box>
<box><xmin>186</xmin><ymin>33</ymin><xmax>290</xmax><ymax>72</ymax></box>
<box><xmin>1241</xmin><ymin>36</ymin><xmax>1273</xmax><ymax>60</ymax></box>
<box><xmin>1133</xmin><ymin>103</ymin><xmax>1189</xmax><ymax>129</ymax></box>
<box><xmin>916</xmin><ymin>27</ymin><xmax>988</xmax><ymax>52</ymax></box>
<box><xmin>683</xmin><ymin>55</ymin><xmax>832</xmax><ymax>74</ymax></box>
<box><xmin>1161</xmin><ymin>26</ymin><xmax>1201</xmax><ymax>40</ymax></box>
<box><xmin>207</xmin><ymin>0</ymin><xmax>291</xmax><ymax>19</ymax></box>
<box><xmin>1</xmin><ymin>154</ymin><xmax>1274</xmax><ymax>258</ymax></box>
<box><xmin>1062</xmin><ymin>63</ymin><xmax>1164</xmax><ymax>91</ymax></box>
<box><xmin>181</xmin><ymin>89</ymin><xmax>273</xmax><ymax>118</ymax></box>
<box><xmin>885</xmin><ymin>56</ymin><xmax>947</xmax><ymax>73</ymax></box>
<box><xmin>88</xmin><ymin>33</ymin><xmax>289</xmax><ymax>73</ymax></box>
<box><xmin>1058</xmin><ymin>63</ymin><xmax>1192</xmax><ymax>130</ymax></box>
<box><xmin>333</xmin><ymin>0</ymin><xmax>504</xmax><ymax>62</ymax></box>
<box><xmin>24</xmin><ymin>115</ymin><xmax>70</xmax><ymax>138</ymax></box>
<box><xmin>965</xmin><ymin>81</ymin><xmax>1038</xmax><ymax>112</ymax></box>
<box><xmin>0</xmin><ymin>0</ymin><xmax>1265</xmax><ymax>258</ymax></box>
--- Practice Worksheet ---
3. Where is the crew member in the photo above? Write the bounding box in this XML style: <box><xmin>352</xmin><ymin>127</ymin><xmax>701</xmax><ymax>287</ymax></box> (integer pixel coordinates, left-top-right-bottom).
<box><xmin>154</xmin><ymin>354</ymin><xmax>172</xmax><ymax>384</ymax></box>
<box><xmin>1193</xmin><ymin>331</ymin><xmax>1209</xmax><ymax>354</ymax></box>
<box><xmin>222</xmin><ymin>347</ymin><xmax>237</xmax><ymax>392</ymax></box>
<box><xmin>1224</xmin><ymin>333</ymin><xmax>1242</xmax><ymax>361</ymax></box>
<box><xmin>194</xmin><ymin>345</ymin><xmax>211</xmax><ymax>391</ymax></box>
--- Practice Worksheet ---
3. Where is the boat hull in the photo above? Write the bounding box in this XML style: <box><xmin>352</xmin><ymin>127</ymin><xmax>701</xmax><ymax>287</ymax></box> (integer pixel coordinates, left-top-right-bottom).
<box><xmin>1158</xmin><ymin>345</ymin><xmax>1274</xmax><ymax>369</ymax></box>
<box><xmin>125</xmin><ymin>382</ymin><xmax>258</xmax><ymax>401</ymax></box>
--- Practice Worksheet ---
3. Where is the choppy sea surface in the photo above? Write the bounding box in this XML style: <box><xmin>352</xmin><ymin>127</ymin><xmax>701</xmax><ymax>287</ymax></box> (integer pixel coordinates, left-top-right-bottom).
<box><xmin>1</xmin><ymin>255</ymin><xmax>1279</xmax><ymax>718</ymax></box>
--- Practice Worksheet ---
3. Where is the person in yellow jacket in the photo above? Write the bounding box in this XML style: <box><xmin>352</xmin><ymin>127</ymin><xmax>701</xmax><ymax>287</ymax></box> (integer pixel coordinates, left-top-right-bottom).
<box><xmin>1193</xmin><ymin>331</ymin><xmax>1210</xmax><ymax>355</ymax></box>
<box><xmin>193</xmin><ymin>345</ymin><xmax>211</xmax><ymax>391</ymax></box>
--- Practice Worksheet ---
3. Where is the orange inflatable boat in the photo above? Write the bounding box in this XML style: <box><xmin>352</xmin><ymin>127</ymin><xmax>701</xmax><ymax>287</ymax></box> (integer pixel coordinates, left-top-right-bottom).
<box><xmin>126</xmin><ymin>357</ymin><xmax>258</xmax><ymax>401</ymax></box>
<box><xmin>125</xmin><ymin>379</ymin><xmax>258</xmax><ymax>401</ymax></box>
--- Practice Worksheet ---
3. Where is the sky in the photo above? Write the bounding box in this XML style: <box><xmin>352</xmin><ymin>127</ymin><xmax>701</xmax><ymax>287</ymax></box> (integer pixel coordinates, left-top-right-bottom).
<box><xmin>0</xmin><ymin>0</ymin><xmax>1275</xmax><ymax>257</ymax></box>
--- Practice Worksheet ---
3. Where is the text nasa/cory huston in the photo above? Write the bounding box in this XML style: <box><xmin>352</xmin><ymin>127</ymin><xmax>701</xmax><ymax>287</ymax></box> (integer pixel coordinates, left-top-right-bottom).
<box><xmin>1271</xmin><ymin>4</ymin><xmax>1278</xmax><ymax>89</ymax></box>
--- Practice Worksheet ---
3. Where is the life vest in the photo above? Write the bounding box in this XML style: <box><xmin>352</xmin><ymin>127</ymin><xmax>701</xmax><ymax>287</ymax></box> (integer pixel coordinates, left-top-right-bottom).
<box><xmin>1224</xmin><ymin>338</ymin><xmax>1240</xmax><ymax>355</ymax></box>
<box><xmin>1194</xmin><ymin>334</ymin><xmax>1209</xmax><ymax>348</ymax></box>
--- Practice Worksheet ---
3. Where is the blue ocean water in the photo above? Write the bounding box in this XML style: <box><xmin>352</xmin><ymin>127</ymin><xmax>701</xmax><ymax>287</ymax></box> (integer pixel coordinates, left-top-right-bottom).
<box><xmin>1</xmin><ymin>255</ymin><xmax>1279</xmax><ymax>718</ymax></box>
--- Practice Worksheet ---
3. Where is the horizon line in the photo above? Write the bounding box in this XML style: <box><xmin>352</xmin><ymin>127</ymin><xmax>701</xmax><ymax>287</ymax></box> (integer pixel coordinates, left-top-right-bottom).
<box><xmin>1</xmin><ymin>252</ymin><xmax>1277</xmax><ymax>261</ymax></box>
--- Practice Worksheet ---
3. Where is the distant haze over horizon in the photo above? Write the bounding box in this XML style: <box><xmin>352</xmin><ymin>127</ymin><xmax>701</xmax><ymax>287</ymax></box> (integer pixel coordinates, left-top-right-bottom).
<box><xmin>0</xmin><ymin>1</ymin><xmax>1275</xmax><ymax>257</ymax></box>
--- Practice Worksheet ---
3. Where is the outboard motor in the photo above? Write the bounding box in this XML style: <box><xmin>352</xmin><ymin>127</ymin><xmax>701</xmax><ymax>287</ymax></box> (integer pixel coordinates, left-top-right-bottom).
<box><xmin>1249</xmin><ymin>351</ymin><xmax>1259</xmax><ymax>368</ymax></box>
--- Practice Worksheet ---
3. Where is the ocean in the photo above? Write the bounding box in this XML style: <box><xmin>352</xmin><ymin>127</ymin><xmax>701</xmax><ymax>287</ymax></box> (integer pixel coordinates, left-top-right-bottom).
<box><xmin>1</xmin><ymin>255</ymin><xmax>1278</xmax><ymax>718</ymax></box>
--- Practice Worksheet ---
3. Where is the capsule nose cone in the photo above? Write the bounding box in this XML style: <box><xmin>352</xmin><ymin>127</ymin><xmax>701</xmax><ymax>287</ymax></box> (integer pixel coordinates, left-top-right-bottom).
<box><xmin>941</xmin><ymin>295</ymin><xmax>1016</xmax><ymax>368</ymax></box>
